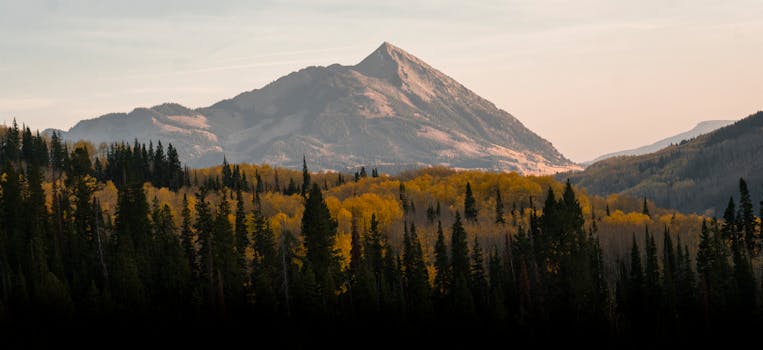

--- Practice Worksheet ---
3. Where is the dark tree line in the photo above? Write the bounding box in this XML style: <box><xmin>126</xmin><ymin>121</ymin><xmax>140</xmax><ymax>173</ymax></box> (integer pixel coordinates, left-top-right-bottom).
<box><xmin>2</xmin><ymin>124</ymin><xmax>763</xmax><ymax>343</ymax></box>
<box><xmin>100</xmin><ymin>138</ymin><xmax>186</xmax><ymax>191</ymax></box>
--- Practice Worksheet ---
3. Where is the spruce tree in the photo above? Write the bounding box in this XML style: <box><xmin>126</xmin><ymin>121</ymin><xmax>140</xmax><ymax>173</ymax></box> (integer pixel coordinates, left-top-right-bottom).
<box><xmin>642</xmin><ymin>197</ymin><xmax>650</xmax><ymax>218</ymax></box>
<box><xmin>495</xmin><ymin>187</ymin><xmax>505</xmax><ymax>224</ymax></box>
<box><xmin>251</xmin><ymin>194</ymin><xmax>279</xmax><ymax>315</ymax></box>
<box><xmin>180</xmin><ymin>194</ymin><xmax>197</xmax><ymax>278</ymax></box>
<box><xmin>464</xmin><ymin>182</ymin><xmax>477</xmax><ymax>222</ymax></box>
<box><xmin>402</xmin><ymin>222</ymin><xmax>430</xmax><ymax>318</ymax></box>
<box><xmin>629</xmin><ymin>233</ymin><xmax>644</xmax><ymax>315</ymax></box>
<box><xmin>152</xmin><ymin>203</ymin><xmax>190</xmax><ymax>309</ymax></box>
<box><xmin>399</xmin><ymin>183</ymin><xmax>408</xmax><ymax>215</ymax></box>
<box><xmin>111</xmin><ymin>176</ymin><xmax>150</xmax><ymax>308</ymax></box>
<box><xmin>738</xmin><ymin>178</ymin><xmax>756</xmax><ymax>256</ymax></box>
<box><xmin>301</xmin><ymin>183</ymin><xmax>339</xmax><ymax>300</ymax></box>
<box><xmin>644</xmin><ymin>226</ymin><xmax>660</xmax><ymax>302</ymax></box>
<box><xmin>449</xmin><ymin>211</ymin><xmax>475</xmax><ymax>317</ymax></box>
<box><xmin>213</xmin><ymin>194</ymin><xmax>240</xmax><ymax>310</ymax></box>
<box><xmin>349</xmin><ymin>217</ymin><xmax>363</xmax><ymax>279</ymax></box>
<box><xmin>365</xmin><ymin>213</ymin><xmax>384</xmax><ymax>289</ymax></box>
<box><xmin>662</xmin><ymin>227</ymin><xmax>677</xmax><ymax>320</ymax></box>
<box><xmin>722</xmin><ymin>197</ymin><xmax>739</xmax><ymax>244</ymax></box>
<box><xmin>470</xmin><ymin>237</ymin><xmax>488</xmax><ymax>315</ymax></box>
<box><xmin>433</xmin><ymin>221</ymin><xmax>449</xmax><ymax>300</ymax></box>
<box><xmin>194</xmin><ymin>189</ymin><xmax>215</xmax><ymax>305</ymax></box>
<box><xmin>488</xmin><ymin>249</ymin><xmax>507</xmax><ymax>320</ymax></box>
<box><xmin>301</xmin><ymin>156</ymin><xmax>310</xmax><ymax>197</ymax></box>
<box><xmin>234</xmin><ymin>189</ymin><xmax>249</xmax><ymax>280</ymax></box>
<box><xmin>450</xmin><ymin>212</ymin><xmax>470</xmax><ymax>283</ymax></box>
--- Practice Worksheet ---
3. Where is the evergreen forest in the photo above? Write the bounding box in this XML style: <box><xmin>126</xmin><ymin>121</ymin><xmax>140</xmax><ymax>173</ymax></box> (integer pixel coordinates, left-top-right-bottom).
<box><xmin>1</xmin><ymin>121</ymin><xmax>762</xmax><ymax>345</ymax></box>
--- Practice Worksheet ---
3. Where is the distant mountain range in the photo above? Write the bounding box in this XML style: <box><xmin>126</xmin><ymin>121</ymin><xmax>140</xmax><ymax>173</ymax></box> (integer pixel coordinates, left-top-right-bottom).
<box><xmin>582</xmin><ymin>120</ymin><xmax>735</xmax><ymax>165</ymax></box>
<box><xmin>49</xmin><ymin>42</ymin><xmax>579</xmax><ymax>175</ymax></box>
<box><xmin>567</xmin><ymin>111</ymin><xmax>763</xmax><ymax>214</ymax></box>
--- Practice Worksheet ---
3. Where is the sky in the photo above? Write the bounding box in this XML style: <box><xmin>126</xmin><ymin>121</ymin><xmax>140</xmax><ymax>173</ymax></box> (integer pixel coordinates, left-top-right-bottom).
<box><xmin>1</xmin><ymin>1</ymin><xmax>762</xmax><ymax>162</ymax></box>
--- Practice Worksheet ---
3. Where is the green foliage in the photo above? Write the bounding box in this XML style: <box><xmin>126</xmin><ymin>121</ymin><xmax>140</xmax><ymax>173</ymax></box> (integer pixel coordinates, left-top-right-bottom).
<box><xmin>301</xmin><ymin>183</ymin><xmax>339</xmax><ymax>299</ymax></box>
<box><xmin>464</xmin><ymin>182</ymin><xmax>477</xmax><ymax>222</ymax></box>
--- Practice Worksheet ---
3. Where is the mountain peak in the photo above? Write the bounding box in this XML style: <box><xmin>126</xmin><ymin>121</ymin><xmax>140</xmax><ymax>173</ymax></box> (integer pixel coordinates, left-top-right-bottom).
<box><xmin>57</xmin><ymin>43</ymin><xmax>579</xmax><ymax>175</ymax></box>
<box><xmin>354</xmin><ymin>41</ymin><xmax>434</xmax><ymax>85</ymax></box>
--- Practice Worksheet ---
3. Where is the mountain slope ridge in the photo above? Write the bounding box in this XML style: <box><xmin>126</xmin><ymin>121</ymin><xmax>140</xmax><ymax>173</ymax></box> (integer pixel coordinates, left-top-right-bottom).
<box><xmin>567</xmin><ymin>111</ymin><xmax>763</xmax><ymax>214</ymax></box>
<box><xmin>57</xmin><ymin>42</ymin><xmax>579</xmax><ymax>175</ymax></box>
<box><xmin>583</xmin><ymin>119</ymin><xmax>735</xmax><ymax>165</ymax></box>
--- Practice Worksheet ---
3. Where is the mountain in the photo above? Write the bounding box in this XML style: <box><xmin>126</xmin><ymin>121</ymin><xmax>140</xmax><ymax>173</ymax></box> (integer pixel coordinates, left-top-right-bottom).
<box><xmin>567</xmin><ymin>111</ymin><xmax>763</xmax><ymax>214</ymax></box>
<box><xmin>57</xmin><ymin>42</ymin><xmax>579</xmax><ymax>175</ymax></box>
<box><xmin>582</xmin><ymin>120</ymin><xmax>734</xmax><ymax>165</ymax></box>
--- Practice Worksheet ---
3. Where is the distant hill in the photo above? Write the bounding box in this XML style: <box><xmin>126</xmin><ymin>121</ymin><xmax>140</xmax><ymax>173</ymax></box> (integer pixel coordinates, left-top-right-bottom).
<box><xmin>582</xmin><ymin>120</ymin><xmax>734</xmax><ymax>165</ymax></box>
<box><xmin>567</xmin><ymin>111</ymin><xmax>763</xmax><ymax>214</ymax></box>
<box><xmin>54</xmin><ymin>42</ymin><xmax>580</xmax><ymax>175</ymax></box>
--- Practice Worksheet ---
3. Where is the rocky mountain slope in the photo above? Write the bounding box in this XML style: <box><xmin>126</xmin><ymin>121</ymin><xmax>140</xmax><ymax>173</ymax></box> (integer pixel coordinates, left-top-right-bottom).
<box><xmin>57</xmin><ymin>42</ymin><xmax>580</xmax><ymax>175</ymax></box>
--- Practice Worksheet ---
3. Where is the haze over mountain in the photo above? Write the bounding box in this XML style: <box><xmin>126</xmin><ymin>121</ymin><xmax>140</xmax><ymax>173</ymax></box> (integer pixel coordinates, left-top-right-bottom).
<box><xmin>582</xmin><ymin>120</ymin><xmax>735</xmax><ymax>165</ymax></box>
<box><xmin>53</xmin><ymin>42</ymin><xmax>579</xmax><ymax>175</ymax></box>
<box><xmin>567</xmin><ymin>111</ymin><xmax>763</xmax><ymax>214</ymax></box>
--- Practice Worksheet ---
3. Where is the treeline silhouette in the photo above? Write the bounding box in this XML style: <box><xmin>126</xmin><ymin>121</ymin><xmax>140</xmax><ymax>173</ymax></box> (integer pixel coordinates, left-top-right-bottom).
<box><xmin>1</xmin><ymin>120</ymin><xmax>762</xmax><ymax>344</ymax></box>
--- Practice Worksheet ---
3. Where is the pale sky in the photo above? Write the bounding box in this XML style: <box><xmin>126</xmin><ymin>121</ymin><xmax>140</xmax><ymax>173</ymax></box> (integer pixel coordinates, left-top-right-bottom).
<box><xmin>1</xmin><ymin>1</ymin><xmax>762</xmax><ymax>162</ymax></box>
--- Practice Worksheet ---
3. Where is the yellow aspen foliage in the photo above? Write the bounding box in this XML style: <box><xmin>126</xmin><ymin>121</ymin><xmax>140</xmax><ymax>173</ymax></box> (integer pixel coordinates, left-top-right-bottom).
<box><xmin>336</xmin><ymin>233</ymin><xmax>352</xmax><ymax>269</ymax></box>
<box><xmin>341</xmin><ymin>193</ymin><xmax>402</xmax><ymax>231</ymax></box>
<box><xmin>95</xmin><ymin>180</ymin><xmax>119</xmax><ymax>216</ymax></box>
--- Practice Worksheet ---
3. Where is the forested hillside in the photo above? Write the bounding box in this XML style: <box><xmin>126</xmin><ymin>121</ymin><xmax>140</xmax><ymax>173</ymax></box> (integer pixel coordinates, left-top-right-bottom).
<box><xmin>2</xmin><ymin>120</ymin><xmax>763</xmax><ymax>343</ymax></box>
<box><xmin>568</xmin><ymin>111</ymin><xmax>763</xmax><ymax>214</ymax></box>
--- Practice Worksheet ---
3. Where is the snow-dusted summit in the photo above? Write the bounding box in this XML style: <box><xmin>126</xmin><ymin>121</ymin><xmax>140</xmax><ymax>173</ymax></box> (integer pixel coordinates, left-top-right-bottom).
<box><xmin>58</xmin><ymin>42</ymin><xmax>580</xmax><ymax>174</ymax></box>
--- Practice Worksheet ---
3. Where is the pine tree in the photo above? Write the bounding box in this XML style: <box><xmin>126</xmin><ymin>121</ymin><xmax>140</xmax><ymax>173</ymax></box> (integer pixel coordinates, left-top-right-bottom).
<box><xmin>166</xmin><ymin>143</ymin><xmax>183</xmax><ymax>191</ymax></box>
<box><xmin>464</xmin><ymin>182</ymin><xmax>477</xmax><ymax>222</ymax></box>
<box><xmin>286</xmin><ymin>178</ymin><xmax>297</xmax><ymax>195</ymax></box>
<box><xmin>426</xmin><ymin>203</ymin><xmax>436</xmax><ymax>224</ymax></box>
<box><xmin>662</xmin><ymin>226</ymin><xmax>677</xmax><ymax>320</ymax></box>
<box><xmin>737</xmin><ymin>178</ymin><xmax>756</xmax><ymax>256</ymax></box>
<box><xmin>449</xmin><ymin>211</ymin><xmax>475</xmax><ymax>317</ymax></box>
<box><xmin>722</xmin><ymin>196</ymin><xmax>739</xmax><ymax>244</ymax></box>
<box><xmin>642</xmin><ymin>197</ymin><xmax>650</xmax><ymax>218</ymax></box>
<box><xmin>180</xmin><ymin>194</ymin><xmax>197</xmax><ymax>278</ymax></box>
<box><xmin>251</xmin><ymin>192</ymin><xmax>279</xmax><ymax>315</ymax></box>
<box><xmin>111</xmin><ymin>175</ymin><xmax>150</xmax><ymax>308</ymax></box>
<box><xmin>194</xmin><ymin>189</ymin><xmax>215</xmax><ymax>306</ymax></box>
<box><xmin>644</xmin><ymin>226</ymin><xmax>660</xmax><ymax>302</ymax></box>
<box><xmin>301</xmin><ymin>183</ymin><xmax>339</xmax><ymax>302</ymax></box>
<box><xmin>402</xmin><ymin>222</ymin><xmax>430</xmax><ymax>318</ymax></box>
<box><xmin>152</xmin><ymin>202</ymin><xmax>190</xmax><ymax>308</ymax></box>
<box><xmin>349</xmin><ymin>217</ymin><xmax>363</xmax><ymax>279</ymax></box>
<box><xmin>213</xmin><ymin>194</ymin><xmax>240</xmax><ymax>310</ymax></box>
<box><xmin>470</xmin><ymin>237</ymin><xmax>488</xmax><ymax>315</ymax></box>
<box><xmin>301</xmin><ymin>156</ymin><xmax>310</xmax><ymax>197</ymax></box>
<box><xmin>450</xmin><ymin>212</ymin><xmax>470</xmax><ymax>283</ymax></box>
<box><xmin>399</xmin><ymin>183</ymin><xmax>408</xmax><ymax>215</ymax></box>
<box><xmin>488</xmin><ymin>249</ymin><xmax>507</xmax><ymax>320</ymax></box>
<box><xmin>495</xmin><ymin>187</ymin><xmax>505</xmax><ymax>224</ymax></box>
<box><xmin>675</xmin><ymin>235</ymin><xmax>696</xmax><ymax>317</ymax></box>
<box><xmin>234</xmin><ymin>189</ymin><xmax>249</xmax><ymax>283</ymax></box>
<box><xmin>433</xmin><ymin>221</ymin><xmax>449</xmax><ymax>300</ymax></box>
<box><xmin>629</xmin><ymin>233</ymin><xmax>644</xmax><ymax>316</ymax></box>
